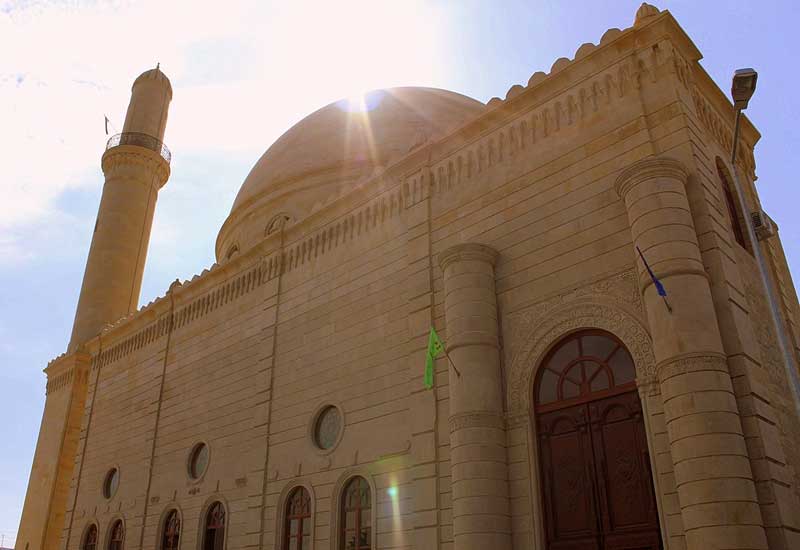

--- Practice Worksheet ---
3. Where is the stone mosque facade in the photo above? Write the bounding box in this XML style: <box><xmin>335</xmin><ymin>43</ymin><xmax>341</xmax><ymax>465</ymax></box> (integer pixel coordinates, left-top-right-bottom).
<box><xmin>16</xmin><ymin>4</ymin><xmax>800</xmax><ymax>550</ymax></box>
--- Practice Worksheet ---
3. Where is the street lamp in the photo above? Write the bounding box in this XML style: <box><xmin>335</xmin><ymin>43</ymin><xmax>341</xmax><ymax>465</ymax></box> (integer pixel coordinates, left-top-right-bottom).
<box><xmin>727</xmin><ymin>68</ymin><xmax>800</xmax><ymax>414</ymax></box>
<box><xmin>731</xmin><ymin>68</ymin><xmax>758</xmax><ymax>110</ymax></box>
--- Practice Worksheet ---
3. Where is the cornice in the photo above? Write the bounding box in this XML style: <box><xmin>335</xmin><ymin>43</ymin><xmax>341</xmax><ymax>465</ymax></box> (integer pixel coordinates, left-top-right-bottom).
<box><xmin>614</xmin><ymin>157</ymin><xmax>688</xmax><ymax>199</ymax></box>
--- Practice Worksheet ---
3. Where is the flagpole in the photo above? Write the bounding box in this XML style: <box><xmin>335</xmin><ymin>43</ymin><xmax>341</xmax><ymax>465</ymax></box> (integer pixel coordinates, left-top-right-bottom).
<box><xmin>443</xmin><ymin>349</ymin><xmax>461</xmax><ymax>377</ymax></box>
<box><xmin>636</xmin><ymin>246</ymin><xmax>673</xmax><ymax>314</ymax></box>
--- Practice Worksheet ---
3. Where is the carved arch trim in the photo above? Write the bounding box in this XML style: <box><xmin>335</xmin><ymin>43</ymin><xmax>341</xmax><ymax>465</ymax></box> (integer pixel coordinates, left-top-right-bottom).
<box><xmin>507</xmin><ymin>299</ymin><xmax>655</xmax><ymax>415</ymax></box>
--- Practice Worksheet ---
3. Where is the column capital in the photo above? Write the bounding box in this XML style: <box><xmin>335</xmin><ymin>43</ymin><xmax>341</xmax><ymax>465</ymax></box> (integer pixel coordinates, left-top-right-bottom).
<box><xmin>614</xmin><ymin>157</ymin><xmax>687</xmax><ymax>200</ymax></box>
<box><xmin>438</xmin><ymin>242</ymin><xmax>499</xmax><ymax>272</ymax></box>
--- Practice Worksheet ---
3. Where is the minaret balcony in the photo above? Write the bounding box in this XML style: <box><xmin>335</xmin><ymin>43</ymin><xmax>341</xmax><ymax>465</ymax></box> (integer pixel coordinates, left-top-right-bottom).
<box><xmin>105</xmin><ymin>132</ymin><xmax>171</xmax><ymax>164</ymax></box>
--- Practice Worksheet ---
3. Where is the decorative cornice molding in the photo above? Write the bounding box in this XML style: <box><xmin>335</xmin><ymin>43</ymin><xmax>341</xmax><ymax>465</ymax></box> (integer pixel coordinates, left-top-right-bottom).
<box><xmin>656</xmin><ymin>352</ymin><xmax>728</xmax><ymax>382</ymax></box>
<box><xmin>92</xmin><ymin>253</ymin><xmax>278</xmax><ymax>370</ymax></box>
<box><xmin>438</xmin><ymin>243</ymin><xmax>499</xmax><ymax>272</ymax></box>
<box><xmin>614</xmin><ymin>156</ymin><xmax>687</xmax><ymax>199</ymax></box>
<box><xmin>449</xmin><ymin>411</ymin><xmax>505</xmax><ymax>432</ymax></box>
<box><xmin>101</xmin><ymin>146</ymin><xmax>170</xmax><ymax>188</ymax></box>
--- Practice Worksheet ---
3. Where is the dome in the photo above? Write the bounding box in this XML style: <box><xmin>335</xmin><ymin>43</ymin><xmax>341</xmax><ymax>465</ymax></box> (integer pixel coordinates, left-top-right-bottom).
<box><xmin>133</xmin><ymin>65</ymin><xmax>172</xmax><ymax>99</ymax></box>
<box><xmin>217</xmin><ymin>87</ymin><xmax>484</xmax><ymax>260</ymax></box>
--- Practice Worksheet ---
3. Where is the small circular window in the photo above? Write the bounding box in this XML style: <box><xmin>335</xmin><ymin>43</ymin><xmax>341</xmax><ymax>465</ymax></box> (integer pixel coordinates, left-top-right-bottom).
<box><xmin>313</xmin><ymin>405</ymin><xmax>342</xmax><ymax>450</ymax></box>
<box><xmin>103</xmin><ymin>468</ymin><xmax>119</xmax><ymax>499</ymax></box>
<box><xmin>188</xmin><ymin>443</ymin><xmax>209</xmax><ymax>479</ymax></box>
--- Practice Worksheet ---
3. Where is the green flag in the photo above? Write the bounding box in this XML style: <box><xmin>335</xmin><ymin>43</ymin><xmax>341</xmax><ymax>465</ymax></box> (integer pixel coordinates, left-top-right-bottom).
<box><xmin>425</xmin><ymin>327</ymin><xmax>444</xmax><ymax>389</ymax></box>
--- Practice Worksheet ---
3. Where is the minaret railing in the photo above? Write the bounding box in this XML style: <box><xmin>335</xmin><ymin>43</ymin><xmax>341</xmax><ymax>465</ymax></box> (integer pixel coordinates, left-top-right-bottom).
<box><xmin>106</xmin><ymin>132</ymin><xmax>171</xmax><ymax>163</ymax></box>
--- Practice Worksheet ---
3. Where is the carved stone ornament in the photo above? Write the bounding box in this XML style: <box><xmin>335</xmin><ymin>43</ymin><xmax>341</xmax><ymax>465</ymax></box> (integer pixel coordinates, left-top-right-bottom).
<box><xmin>438</xmin><ymin>242</ymin><xmax>499</xmax><ymax>272</ymax></box>
<box><xmin>507</xmin><ymin>300</ymin><xmax>655</xmax><ymax>415</ymax></box>
<box><xmin>101</xmin><ymin>147</ymin><xmax>170</xmax><ymax>188</ymax></box>
<box><xmin>449</xmin><ymin>411</ymin><xmax>505</xmax><ymax>432</ymax></box>
<box><xmin>614</xmin><ymin>156</ymin><xmax>688</xmax><ymax>200</ymax></box>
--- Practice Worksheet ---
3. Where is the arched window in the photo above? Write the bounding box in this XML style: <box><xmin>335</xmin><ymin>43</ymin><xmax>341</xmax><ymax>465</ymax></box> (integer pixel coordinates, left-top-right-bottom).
<box><xmin>161</xmin><ymin>509</ymin><xmax>180</xmax><ymax>550</ymax></box>
<box><xmin>717</xmin><ymin>158</ymin><xmax>747</xmax><ymax>249</ymax></box>
<box><xmin>82</xmin><ymin>524</ymin><xmax>98</xmax><ymax>550</ymax></box>
<box><xmin>107</xmin><ymin>520</ymin><xmax>124</xmax><ymax>550</ymax></box>
<box><xmin>535</xmin><ymin>330</ymin><xmax>636</xmax><ymax>412</ymax></box>
<box><xmin>283</xmin><ymin>487</ymin><xmax>312</xmax><ymax>550</ymax></box>
<box><xmin>203</xmin><ymin>502</ymin><xmax>226</xmax><ymax>550</ymax></box>
<box><xmin>340</xmin><ymin>477</ymin><xmax>371</xmax><ymax>550</ymax></box>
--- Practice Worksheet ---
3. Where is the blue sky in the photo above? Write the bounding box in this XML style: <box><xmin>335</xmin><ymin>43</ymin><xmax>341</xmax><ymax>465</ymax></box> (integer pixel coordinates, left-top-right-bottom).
<box><xmin>2</xmin><ymin>0</ymin><xmax>799</xmax><ymax>544</ymax></box>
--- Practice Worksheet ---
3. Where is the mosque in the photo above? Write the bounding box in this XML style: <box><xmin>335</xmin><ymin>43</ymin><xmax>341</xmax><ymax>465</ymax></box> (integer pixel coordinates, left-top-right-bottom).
<box><xmin>15</xmin><ymin>4</ymin><xmax>800</xmax><ymax>550</ymax></box>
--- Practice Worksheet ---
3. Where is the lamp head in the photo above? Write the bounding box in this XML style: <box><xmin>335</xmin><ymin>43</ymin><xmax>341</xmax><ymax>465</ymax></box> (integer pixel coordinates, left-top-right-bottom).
<box><xmin>731</xmin><ymin>68</ymin><xmax>758</xmax><ymax>110</ymax></box>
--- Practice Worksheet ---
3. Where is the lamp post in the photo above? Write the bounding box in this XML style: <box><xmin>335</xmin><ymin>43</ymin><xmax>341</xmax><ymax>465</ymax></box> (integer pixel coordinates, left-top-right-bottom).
<box><xmin>728</xmin><ymin>68</ymin><xmax>800</xmax><ymax>414</ymax></box>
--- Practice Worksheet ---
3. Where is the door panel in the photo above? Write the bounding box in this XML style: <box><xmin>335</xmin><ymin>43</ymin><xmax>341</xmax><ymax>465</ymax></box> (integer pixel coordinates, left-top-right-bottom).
<box><xmin>538</xmin><ymin>404</ymin><xmax>601</xmax><ymax>550</ymax></box>
<box><xmin>588</xmin><ymin>392</ymin><xmax>660</xmax><ymax>550</ymax></box>
<box><xmin>538</xmin><ymin>391</ymin><xmax>662</xmax><ymax>550</ymax></box>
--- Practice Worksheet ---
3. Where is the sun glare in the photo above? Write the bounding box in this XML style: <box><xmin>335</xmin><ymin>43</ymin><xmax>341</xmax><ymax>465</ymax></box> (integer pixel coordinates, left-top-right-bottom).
<box><xmin>267</xmin><ymin>0</ymin><xmax>444</xmax><ymax>100</ymax></box>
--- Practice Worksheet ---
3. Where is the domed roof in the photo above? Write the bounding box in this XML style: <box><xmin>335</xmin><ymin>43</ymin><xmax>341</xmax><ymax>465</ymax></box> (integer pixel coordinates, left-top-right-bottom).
<box><xmin>217</xmin><ymin>87</ymin><xmax>483</xmax><ymax>259</ymax></box>
<box><xmin>133</xmin><ymin>65</ymin><xmax>172</xmax><ymax>99</ymax></box>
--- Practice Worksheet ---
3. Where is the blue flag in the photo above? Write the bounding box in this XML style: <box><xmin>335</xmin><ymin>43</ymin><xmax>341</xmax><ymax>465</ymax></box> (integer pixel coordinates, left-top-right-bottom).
<box><xmin>636</xmin><ymin>246</ymin><xmax>666</xmax><ymax>297</ymax></box>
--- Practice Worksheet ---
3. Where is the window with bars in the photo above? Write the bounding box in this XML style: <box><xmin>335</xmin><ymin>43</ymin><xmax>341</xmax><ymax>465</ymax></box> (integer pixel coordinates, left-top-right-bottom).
<box><xmin>107</xmin><ymin>520</ymin><xmax>124</xmax><ymax>550</ymax></box>
<box><xmin>82</xmin><ymin>524</ymin><xmax>98</xmax><ymax>550</ymax></box>
<box><xmin>340</xmin><ymin>477</ymin><xmax>371</xmax><ymax>550</ymax></box>
<box><xmin>161</xmin><ymin>509</ymin><xmax>180</xmax><ymax>550</ymax></box>
<box><xmin>203</xmin><ymin>502</ymin><xmax>226</xmax><ymax>550</ymax></box>
<box><xmin>283</xmin><ymin>487</ymin><xmax>312</xmax><ymax>550</ymax></box>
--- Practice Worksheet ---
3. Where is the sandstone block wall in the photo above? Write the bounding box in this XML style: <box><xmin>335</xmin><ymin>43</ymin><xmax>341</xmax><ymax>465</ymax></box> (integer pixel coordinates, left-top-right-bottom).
<box><xmin>33</xmin><ymin>8</ymin><xmax>800</xmax><ymax>550</ymax></box>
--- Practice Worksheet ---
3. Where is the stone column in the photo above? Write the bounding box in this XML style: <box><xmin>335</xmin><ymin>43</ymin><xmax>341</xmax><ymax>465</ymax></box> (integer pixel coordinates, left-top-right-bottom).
<box><xmin>615</xmin><ymin>158</ymin><xmax>767</xmax><ymax>550</ymax></box>
<box><xmin>438</xmin><ymin>243</ymin><xmax>511</xmax><ymax>550</ymax></box>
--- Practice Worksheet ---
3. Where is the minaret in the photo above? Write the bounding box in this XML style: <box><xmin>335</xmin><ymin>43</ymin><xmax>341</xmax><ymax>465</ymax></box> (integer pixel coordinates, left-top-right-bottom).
<box><xmin>16</xmin><ymin>68</ymin><xmax>173</xmax><ymax>550</ymax></box>
<box><xmin>68</xmin><ymin>66</ymin><xmax>172</xmax><ymax>350</ymax></box>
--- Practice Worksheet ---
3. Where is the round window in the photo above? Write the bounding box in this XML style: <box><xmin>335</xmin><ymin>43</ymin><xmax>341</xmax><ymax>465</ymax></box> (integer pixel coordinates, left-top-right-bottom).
<box><xmin>188</xmin><ymin>443</ymin><xmax>209</xmax><ymax>479</ymax></box>
<box><xmin>313</xmin><ymin>405</ymin><xmax>342</xmax><ymax>450</ymax></box>
<box><xmin>102</xmin><ymin>467</ymin><xmax>119</xmax><ymax>499</ymax></box>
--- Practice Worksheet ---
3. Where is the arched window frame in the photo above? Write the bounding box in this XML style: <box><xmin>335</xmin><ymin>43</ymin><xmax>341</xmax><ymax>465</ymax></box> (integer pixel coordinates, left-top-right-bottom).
<box><xmin>81</xmin><ymin>523</ymin><xmax>99</xmax><ymax>550</ymax></box>
<box><xmin>106</xmin><ymin>518</ymin><xmax>125</xmax><ymax>550</ymax></box>
<box><xmin>200</xmin><ymin>499</ymin><xmax>227</xmax><ymax>550</ymax></box>
<box><xmin>337</xmin><ymin>475</ymin><xmax>373</xmax><ymax>550</ymax></box>
<box><xmin>716</xmin><ymin>157</ymin><xmax>750</xmax><ymax>251</ymax></box>
<box><xmin>534</xmin><ymin>329</ymin><xmax>637</xmax><ymax>413</ymax></box>
<box><xmin>159</xmin><ymin>508</ymin><xmax>181</xmax><ymax>550</ymax></box>
<box><xmin>281</xmin><ymin>485</ymin><xmax>314</xmax><ymax>550</ymax></box>
<box><xmin>225</xmin><ymin>243</ymin><xmax>240</xmax><ymax>261</ymax></box>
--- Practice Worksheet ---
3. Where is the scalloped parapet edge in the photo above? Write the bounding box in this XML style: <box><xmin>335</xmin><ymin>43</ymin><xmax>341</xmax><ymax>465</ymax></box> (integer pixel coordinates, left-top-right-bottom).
<box><xmin>635</xmin><ymin>3</ymin><xmax>661</xmax><ymax>26</ymax></box>
<box><xmin>495</xmin><ymin>4</ymin><xmax>655</xmax><ymax>107</ymax></box>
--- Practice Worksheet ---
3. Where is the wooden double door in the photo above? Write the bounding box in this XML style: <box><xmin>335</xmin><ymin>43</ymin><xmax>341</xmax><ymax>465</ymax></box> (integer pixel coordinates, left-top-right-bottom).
<box><xmin>537</xmin><ymin>390</ymin><xmax>662</xmax><ymax>550</ymax></box>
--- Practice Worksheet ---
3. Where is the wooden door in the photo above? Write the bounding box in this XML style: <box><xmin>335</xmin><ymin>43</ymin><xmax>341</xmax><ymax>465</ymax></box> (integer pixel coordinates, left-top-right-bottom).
<box><xmin>538</xmin><ymin>403</ymin><xmax>601</xmax><ymax>550</ymax></box>
<box><xmin>535</xmin><ymin>331</ymin><xmax>662</xmax><ymax>550</ymax></box>
<box><xmin>588</xmin><ymin>392</ymin><xmax>661</xmax><ymax>550</ymax></box>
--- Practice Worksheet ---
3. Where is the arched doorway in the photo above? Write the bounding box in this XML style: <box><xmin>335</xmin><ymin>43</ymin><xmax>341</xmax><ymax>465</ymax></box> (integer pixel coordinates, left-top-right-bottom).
<box><xmin>534</xmin><ymin>330</ymin><xmax>662</xmax><ymax>550</ymax></box>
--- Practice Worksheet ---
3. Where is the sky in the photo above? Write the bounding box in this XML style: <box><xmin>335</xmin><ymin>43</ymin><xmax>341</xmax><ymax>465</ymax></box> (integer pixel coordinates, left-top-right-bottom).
<box><xmin>2</xmin><ymin>0</ymin><xmax>800</xmax><ymax>544</ymax></box>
